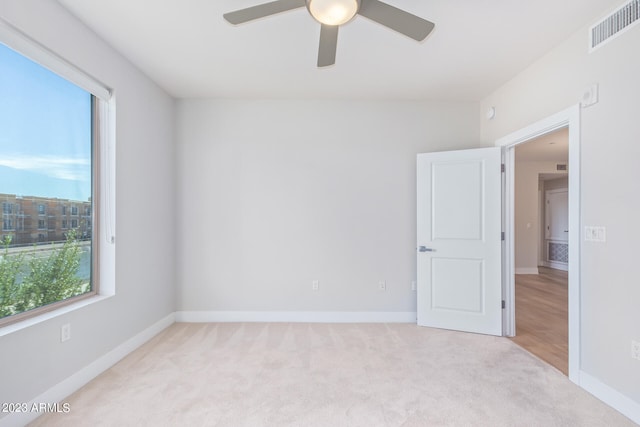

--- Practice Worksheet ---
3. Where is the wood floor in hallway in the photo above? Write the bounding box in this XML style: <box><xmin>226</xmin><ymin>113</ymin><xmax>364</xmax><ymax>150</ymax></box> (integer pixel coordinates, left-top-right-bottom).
<box><xmin>509</xmin><ymin>267</ymin><xmax>568</xmax><ymax>375</ymax></box>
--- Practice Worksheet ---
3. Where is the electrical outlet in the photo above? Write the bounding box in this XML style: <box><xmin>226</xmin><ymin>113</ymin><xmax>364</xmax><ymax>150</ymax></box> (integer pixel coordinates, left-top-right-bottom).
<box><xmin>312</xmin><ymin>280</ymin><xmax>319</xmax><ymax>291</ymax></box>
<box><xmin>632</xmin><ymin>340</ymin><xmax>640</xmax><ymax>360</ymax></box>
<box><xmin>411</xmin><ymin>281</ymin><xmax>417</xmax><ymax>291</ymax></box>
<box><xmin>378</xmin><ymin>281</ymin><xmax>386</xmax><ymax>291</ymax></box>
<box><xmin>61</xmin><ymin>323</ymin><xmax>71</xmax><ymax>342</ymax></box>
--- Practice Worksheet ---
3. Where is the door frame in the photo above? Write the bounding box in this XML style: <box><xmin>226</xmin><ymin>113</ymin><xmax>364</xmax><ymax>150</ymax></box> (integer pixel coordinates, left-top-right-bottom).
<box><xmin>495</xmin><ymin>105</ymin><xmax>581</xmax><ymax>384</ymax></box>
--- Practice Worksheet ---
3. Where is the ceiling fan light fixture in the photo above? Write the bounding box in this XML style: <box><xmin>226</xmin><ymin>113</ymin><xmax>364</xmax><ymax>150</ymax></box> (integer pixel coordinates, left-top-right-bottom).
<box><xmin>307</xmin><ymin>0</ymin><xmax>360</xmax><ymax>26</ymax></box>
<box><xmin>224</xmin><ymin>0</ymin><xmax>435</xmax><ymax>67</ymax></box>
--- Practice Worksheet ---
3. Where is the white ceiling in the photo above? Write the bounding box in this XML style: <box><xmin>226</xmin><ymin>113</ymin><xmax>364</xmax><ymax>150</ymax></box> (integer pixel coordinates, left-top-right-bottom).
<box><xmin>515</xmin><ymin>127</ymin><xmax>569</xmax><ymax>163</ymax></box>
<box><xmin>57</xmin><ymin>0</ymin><xmax>620</xmax><ymax>100</ymax></box>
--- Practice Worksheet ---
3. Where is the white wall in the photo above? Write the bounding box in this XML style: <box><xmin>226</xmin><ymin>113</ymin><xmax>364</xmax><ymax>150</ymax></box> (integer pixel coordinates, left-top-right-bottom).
<box><xmin>176</xmin><ymin>99</ymin><xmax>479</xmax><ymax>316</ymax></box>
<box><xmin>481</xmin><ymin>5</ymin><xmax>640</xmax><ymax>406</ymax></box>
<box><xmin>0</xmin><ymin>0</ymin><xmax>175</xmax><ymax>417</ymax></box>
<box><xmin>514</xmin><ymin>161</ymin><xmax>567</xmax><ymax>273</ymax></box>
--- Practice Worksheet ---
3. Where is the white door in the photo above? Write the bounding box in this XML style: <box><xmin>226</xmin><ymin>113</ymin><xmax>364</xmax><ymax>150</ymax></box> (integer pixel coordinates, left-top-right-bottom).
<box><xmin>417</xmin><ymin>147</ymin><xmax>502</xmax><ymax>336</ymax></box>
<box><xmin>546</xmin><ymin>189</ymin><xmax>569</xmax><ymax>241</ymax></box>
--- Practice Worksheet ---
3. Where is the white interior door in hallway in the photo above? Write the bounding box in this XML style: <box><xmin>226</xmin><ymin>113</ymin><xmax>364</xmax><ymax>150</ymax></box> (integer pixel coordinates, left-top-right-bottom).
<box><xmin>545</xmin><ymin>188</ymin><xmax>569</xmax><ymax>271</ymax></box>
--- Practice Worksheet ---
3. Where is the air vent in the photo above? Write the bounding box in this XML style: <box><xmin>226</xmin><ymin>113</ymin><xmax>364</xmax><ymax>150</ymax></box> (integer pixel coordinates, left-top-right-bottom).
<box><xmin>557</xmin><ymin>164</ymin><xmax>567</xmax><ymax>171</ymax></box>
<box><xmin>590</xmin><ymin>0</ymin><xmax>640</xmax><ymax>51</ymax></box>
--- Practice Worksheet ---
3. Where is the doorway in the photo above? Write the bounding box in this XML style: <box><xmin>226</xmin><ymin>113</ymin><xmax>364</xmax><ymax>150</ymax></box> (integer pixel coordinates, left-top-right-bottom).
<box><xmin>496</xmin><ymin>105</ymin><xmax>581</xmax><ymax>384</ymax></box>
<box><xmin>509</xmin><ymin>127</ymin><xmax>569</xmax><ymax>374</ymax></box>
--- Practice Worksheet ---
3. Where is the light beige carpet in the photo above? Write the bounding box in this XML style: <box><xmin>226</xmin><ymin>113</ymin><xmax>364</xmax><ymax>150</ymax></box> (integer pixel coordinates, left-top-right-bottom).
<box><xmin>30</xmin><ymin>323</ymin><xmax>636</xmax><ymax>427</ymax></box>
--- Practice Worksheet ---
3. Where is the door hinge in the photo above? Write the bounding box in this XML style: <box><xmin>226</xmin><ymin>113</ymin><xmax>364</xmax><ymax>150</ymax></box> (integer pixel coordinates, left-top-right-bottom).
<box><xmin>501</xmin><ymin>163</ymin><xmax>505</xmax><ymax>173</ymax></box>
<box><xmin>502</xmin><ymin>300</ymin><xmax>506</xmax><ymax>309</ymax></box>
<box><xmin>501</xmin><ymin>231</ymin><xmax>505</xmax><ymax>241</ymax></box>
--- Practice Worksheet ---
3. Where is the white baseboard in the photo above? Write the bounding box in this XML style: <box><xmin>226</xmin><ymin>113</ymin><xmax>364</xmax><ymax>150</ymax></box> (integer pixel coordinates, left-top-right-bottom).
<box><xmin>542</xmin><ymin>261</ymin><xmax>569</xmax><ymax>271</ymax></box>
<box><xmin>515</xmin><ymin>268</ymin><xmax>539</xmax><ymax>275</ymax></box>
<box><xmin>0</xmin><ymin>313</ymin><xmax>175</xmax><ymax>427</ymax></box>
<box><xmin>175</xmin><ymin>310</ymin><xmax>417</xmax><ymax>323</ymax></box>
<box><xmin>579</xmin><ymin>370</ymin><xmax>640</xmax><ymax>424</ymax></box>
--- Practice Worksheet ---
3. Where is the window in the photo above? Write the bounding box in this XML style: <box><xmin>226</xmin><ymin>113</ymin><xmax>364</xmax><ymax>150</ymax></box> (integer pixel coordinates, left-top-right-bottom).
<box><xmin>0</xmin><ymin>39</ymin><xmax>109</xmax><ymax>326</ymax></box>
<box><xmin>2</xmin><ymin>219</ymin><xmax>13</xmax><ymax>231</ymax></box>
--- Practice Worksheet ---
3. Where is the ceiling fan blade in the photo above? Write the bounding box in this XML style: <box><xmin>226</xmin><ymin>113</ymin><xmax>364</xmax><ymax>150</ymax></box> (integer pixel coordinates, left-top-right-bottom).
<box><xmin>317</xmin><ymin>24</ymin><xmax>339</xmax><ymax>67</ymax></box>
<box><xmin>223</xmin><ymin>0</ymin><xmax>306</xmax><ymax>25</ymax></box>
<box><xmin>358</xmin><ymin>0</ymin><xmax>435</xmax><ymax>41</ymax></box>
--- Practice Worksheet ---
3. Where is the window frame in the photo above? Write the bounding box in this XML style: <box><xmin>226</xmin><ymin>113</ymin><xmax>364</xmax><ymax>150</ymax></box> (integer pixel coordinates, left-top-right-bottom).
<box><xmin>0</xmin><ymin>19</ymin><xmax>114</xmax><ymax>330</ymax></box>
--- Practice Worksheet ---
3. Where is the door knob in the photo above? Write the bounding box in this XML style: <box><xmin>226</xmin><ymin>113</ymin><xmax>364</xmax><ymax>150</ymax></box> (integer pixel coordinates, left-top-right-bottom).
<box><xmin>418</xmin><ymin>246</ymin><xmax>434</xmax><ymax>252</ymax></box>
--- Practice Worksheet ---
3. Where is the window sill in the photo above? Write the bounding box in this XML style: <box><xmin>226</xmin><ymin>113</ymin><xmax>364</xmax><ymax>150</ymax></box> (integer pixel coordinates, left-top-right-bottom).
<box><xmin>0</xmin><ymin>293</ymin><xmax>113</xmax><ymax>338</ymax></box>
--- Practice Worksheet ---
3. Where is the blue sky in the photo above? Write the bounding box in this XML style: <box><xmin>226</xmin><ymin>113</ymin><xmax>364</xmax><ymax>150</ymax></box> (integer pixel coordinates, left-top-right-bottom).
<box><xmin>0</xmin><ymin>43</ymin><xmax>91</xmax><ymax>202</ymax></box>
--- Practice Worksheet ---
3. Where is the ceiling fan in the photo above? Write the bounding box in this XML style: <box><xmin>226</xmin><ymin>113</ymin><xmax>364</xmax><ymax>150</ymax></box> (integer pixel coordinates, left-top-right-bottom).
<box><xmin>223</xmin><ymin>0</ymin><xmax>435</xmax><ymax>67</ymax></box>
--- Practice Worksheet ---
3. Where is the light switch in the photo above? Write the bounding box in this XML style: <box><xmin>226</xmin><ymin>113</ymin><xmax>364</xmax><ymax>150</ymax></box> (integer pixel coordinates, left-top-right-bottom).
<box><xmin>585</xmin><ymin>226</ymin><xmax>606</xmax><ymax>242</ymax></box>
